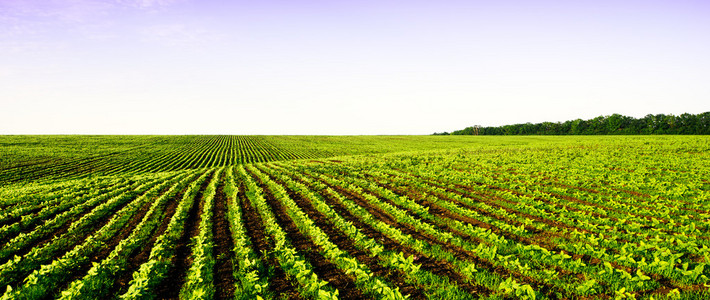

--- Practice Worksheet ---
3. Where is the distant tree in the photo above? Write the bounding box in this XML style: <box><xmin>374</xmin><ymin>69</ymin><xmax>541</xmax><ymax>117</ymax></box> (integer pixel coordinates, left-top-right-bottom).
<box><xmin>439</xmin><ymin>112</ymin><xmax>710</xmax><ymax>135</ymax></box>
<box><xmin>676</xmin><ymin>113</ymin><xmax>696</xmax><ymax>134</ymax></box>
<box><xmin>605</xmin><ymin>114</ymin><xmax>624</xmax><ymax>133</ymax></box>
<box><xmin>699</xmin><ymin>112</ymin><xmax>710</xmax><ymax>134</ymax></box>
<box><xmin>641</xmin><ymin>114</ymin><xmax>656</xmax><ymax>134</ymax></box>
<box><xmin>557</xmin><ymin>121</ymin><xmax>572</xmax><ymax>135</ymax></box>
<box><xmin>570</xmin><ymin>119</ymin><xmax>586</xmax><ymax>135</ymax></box>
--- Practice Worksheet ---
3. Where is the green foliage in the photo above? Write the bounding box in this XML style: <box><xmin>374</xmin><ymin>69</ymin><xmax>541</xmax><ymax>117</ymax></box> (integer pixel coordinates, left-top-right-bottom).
<box><xmin>449</xmin><ymin>112</ymin><xmax>710</xmax><ymax>135</ymax></box>
<box><xmin>1</xmin><ymin>135</ymin><xmax>709</xmax><ymax>299</ymax></box>
<box><xmin>498</xmin><ymin>277</ymin><xmax>536</xmax><ymax>299</ymax></box>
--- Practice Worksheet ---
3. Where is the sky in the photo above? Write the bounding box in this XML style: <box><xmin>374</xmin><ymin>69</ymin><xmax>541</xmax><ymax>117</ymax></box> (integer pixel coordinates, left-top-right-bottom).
<box><xmin>1</xmin><ymin>0</ymin><xmax>709</xmax><ymax>135</ymax></box>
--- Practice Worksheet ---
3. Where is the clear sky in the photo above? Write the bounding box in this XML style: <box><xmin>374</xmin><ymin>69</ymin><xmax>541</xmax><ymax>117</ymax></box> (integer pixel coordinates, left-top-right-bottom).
<box><xmin>1</xmin><ymin>0</ymin><xmax>709</xmax><ymax>134</ymax></box>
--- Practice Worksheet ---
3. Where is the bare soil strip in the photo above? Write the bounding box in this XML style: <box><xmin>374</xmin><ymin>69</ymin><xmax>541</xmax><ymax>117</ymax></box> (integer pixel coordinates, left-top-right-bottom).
<box><xmin>3</xmin><ymin>201</ymin><xmax>91</xmax><ymax>253</ymax></box>
<box><xmin>156</xmin><ymin>171</ymin><xmax>214</xmax><ymax>298</ymax></box>
<box><xmin>236</xmin><ymin>180</ymin><xmax>302</xmax><ymax>299</ymax></box>
<box><xmin>348</xmin><ymin>174</ymin><xmax>569</xmax><ymax>297</ymax></box>
<box><xmin>259</xmin><ymin>165</ymin><xmax>427</xmax><ymax>299</ymax></box>
<box><xmin>301</xmin><ymin>172</ymin><xmax>488</xmax><ymax>297</ymax></box>
<box><xmin>212</xmin><ymin>173</ymin><xmax>237</xmax><ymax>300</ymax></box>
<box><xmin>388</xmin><ymin>170</ymin><xmax>685</xmax><ymax>294</ymax></box>
<box><xmin>111</xmin><ymin>183</ymin><xmax>190</xmax><ymax>296</ymax></box>
<box><xmin>0</xmin><ymin>205</ymin><xmax>43</xmax><ymax>229</ymax></box>
<box><xmin>38</xmin><ymin>183</ymin><xmax>171</xmax><ymax>300</ymax></box>
<box><xmin>447</xmin><ymin>178</ymin><xmax>655</xmax><ymax>251</ymax></box>
<box><xmin>365</xmin><ymin>177</ymin><xmax>578</xmax><ymax>298</ymax></box>
<box><xmin>247</xmin><ymin>168</ymin><xmax>367</xmax><ymax>300</ymax></box>
<box><xmin>394</xmin><ymin>169</ymin><xmax>598</xmax><ymax>238</ymax></box>
<box><xmin>4</xmin><ymin>183</ymin><xmax>165</xmax><ymax>292</ymax></box>
<box><xmin>11</xmin><ymin>187</ymin><xmax>142</xmax><ymax>260</ymax></box>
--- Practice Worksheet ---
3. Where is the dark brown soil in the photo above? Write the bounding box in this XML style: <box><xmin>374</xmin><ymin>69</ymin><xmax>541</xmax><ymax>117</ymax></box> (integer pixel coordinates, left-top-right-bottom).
<box><xmin>112</xmin><ymin>180</ymin><xmax>190</xmax><ymax>296</ymax></box>
<box><xmin>300</xmin><ymin>170</ymin><xmax>489</xmax><ymax>297</ymax></box>
<box><xmin>39</xmin><ymin>181</ymin><xmax>174</xmax><ymax>300</ymax></box>
<box><xmin>257</xmin><ymin>164</ymin><xmax>427</xmax><ymax>299</ymax></box>
<box><xmin>370</xmin><ymin>178</ymin><xmax>493</xmax><ymax>244</ymax></box>
<box><xmin>10</xmin><ymin>185</ymin><xmax>142</xmax><ymax>259</ymax></box>
<box><xmin>212</xmin><ymin>172</ymin><xmax>237</xmax><ymax>300</ymax></box>
<box><xmin>363</xmin><ymin>175</ymin><xmax>571</xmax><ymax>298</ymax></box>
<box><xmin>0</xmin><ymin>184</ymin><xmax>157</xmax><ymax>291</ymax></box>
<box><xmin>157</xmin><ymin>171</ymin><xmax>214</xmax><ymax>298</ymax></box>
<box><xmin>389</xmin><ymin>172</ymin><xmax>571</xmax><ymax>237</ymax></box>
<box><xmin>0</xmin><ymin>203</ymin><xmax>45</xmax><ymax>229</ymax></box>
<box><xmin>246</xmin><ymin>167</ymin><xmax>367</xmax><ymax>300</ymax></box>
<box><xmin>0</xmin><ymin>215</ymin><xmax>22</xmax><ymax>230</ymax></box>
<box><xmin>385</xmin><ymin>169</ymin><xmax>688</xmax><ymax>294</ymax></box>
<box><xmin>236</xmin><ymin>178</ymin><xmax>302</xmax><ymax>299</ymax></box>
<box><xmin>5</xmin><ymin>206</ymin><xmax>86</xmax><ymax>253</ymax></box>
<box><xmin>394</xmin><ymin>169</ymin><xmax>595</xmax><ymax>238</ymax></box>
<box><xmin>96</xmin><ymin>189</ymin><xmax>166</xmax><ymax>261</ymax></box>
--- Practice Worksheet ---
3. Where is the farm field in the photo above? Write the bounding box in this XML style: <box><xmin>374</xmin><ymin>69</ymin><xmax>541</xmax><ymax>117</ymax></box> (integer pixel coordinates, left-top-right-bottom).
<box><xmin>0</xmin><ymin>135</ymin><xmax>709</xmax><ymax>299</ymax></box>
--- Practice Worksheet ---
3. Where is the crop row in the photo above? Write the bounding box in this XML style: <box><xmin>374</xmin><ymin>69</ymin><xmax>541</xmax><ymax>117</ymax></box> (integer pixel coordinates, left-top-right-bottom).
<box><xmin>0</xmin><ymin>136</ymin><xmax>319</xmax><ymax>184</ymax></box>
<box><xmin>0</xmin><ymin>137</ymin><xmax>708</xmax><ymax>299</ymax></box>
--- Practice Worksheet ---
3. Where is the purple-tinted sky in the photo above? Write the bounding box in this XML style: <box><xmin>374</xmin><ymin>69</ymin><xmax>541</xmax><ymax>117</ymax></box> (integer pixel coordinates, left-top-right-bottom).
<box><xmin>1</xmin><ymin>0</ymin><xmax>709</xmax><ymax>134</ymax></box>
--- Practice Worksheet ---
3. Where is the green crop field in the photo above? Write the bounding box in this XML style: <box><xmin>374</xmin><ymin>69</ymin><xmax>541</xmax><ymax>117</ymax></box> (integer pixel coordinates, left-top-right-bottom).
<box><xmin>1</xmin><ymin>135</ymin><xmax>709</xmax><ymax>300</ymax></box>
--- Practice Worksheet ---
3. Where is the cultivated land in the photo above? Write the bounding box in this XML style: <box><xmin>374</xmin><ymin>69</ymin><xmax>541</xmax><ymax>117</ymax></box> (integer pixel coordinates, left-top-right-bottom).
<box><xmin>0</xmin><ymin>135</ymin><xmax>709</xmax><ymax>299</ymax></box>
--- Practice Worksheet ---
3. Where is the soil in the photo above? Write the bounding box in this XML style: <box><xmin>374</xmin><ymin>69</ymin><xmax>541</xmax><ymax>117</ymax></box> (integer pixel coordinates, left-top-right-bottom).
<box><xmin>212</xmin><ymin>172</ymin><xmax>237</xmax><ymax>300</ymax></box>
<box><xmin>236</xmin><ymin>178</ymin><xmax>303</xmax><ymax>299</ymax></box>
<box><xmin>304</xmin><ymin>170</ymin><xmax>490</xmax><ymax>297</ymax></box>
<box><xmin>363</xmin><ymin>176</ymin><xmax>570</xmax><ymax>298</ymax></box>
<box><xmin>0</xmin><ymin>183</ymin><xmax>158</xmax><ymax>291</ymax></box>
<box><xmin>387</xmin><ymin>168</ymin><xmax>690</xmax><ymax>294</ymax></box>
<box><xmin>111</xmin><ymin>179</ymin><xmax>191</xmax><ymax>296</ymax></box>
<box><xmin>156</xmin><ymin>171</ymin><xmax>214</xmax><ymax>298</ymax></box>
<box><xmin>257</xmin><ymin>164</ymin><xmax>426</xmax><ymax>299</ymax></box>
<box><xmin>247</xmin><ymin>167</ymin><xmax>367</xmax><ymax>300</ymax></box>
<box><xmin>9</xmin><ymin>184</ymin><xmax>142</xmax><ymax>259</ymax></box>
<box><xmin>0</xmin><ymin>205</ymin><xmax>41</xmax><ymax>228</ymax></box>
<box><xmin>40</xmin><ymin>180</ymin><xmax>175</xmax><ymax>300</ymax></box>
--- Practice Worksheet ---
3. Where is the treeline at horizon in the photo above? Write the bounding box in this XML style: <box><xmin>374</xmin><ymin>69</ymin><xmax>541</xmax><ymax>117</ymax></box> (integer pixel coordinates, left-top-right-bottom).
<box><xmin>436</xmin><ymin>112</ymin><xmax>710</xmax><ymax>135</ymax></box>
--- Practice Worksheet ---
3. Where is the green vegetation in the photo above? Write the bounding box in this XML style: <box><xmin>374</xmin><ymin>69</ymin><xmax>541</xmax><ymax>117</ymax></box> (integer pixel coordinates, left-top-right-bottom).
<box><xmin>442</xmin><ymin>112</ymin><xmax>710</xmax><ymax>135</ymax></box>
<box><xmin>1</xmin><ymin>135</ymin><xmax>709</xmax><ymax>299</ymax></box>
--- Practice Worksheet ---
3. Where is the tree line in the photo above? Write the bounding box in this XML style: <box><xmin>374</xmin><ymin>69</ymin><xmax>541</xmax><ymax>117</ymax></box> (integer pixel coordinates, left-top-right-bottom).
<box><xmin>436</xmin><ymin>112</ymin><xmax>710</xmax><ymax>135</ymax></box>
